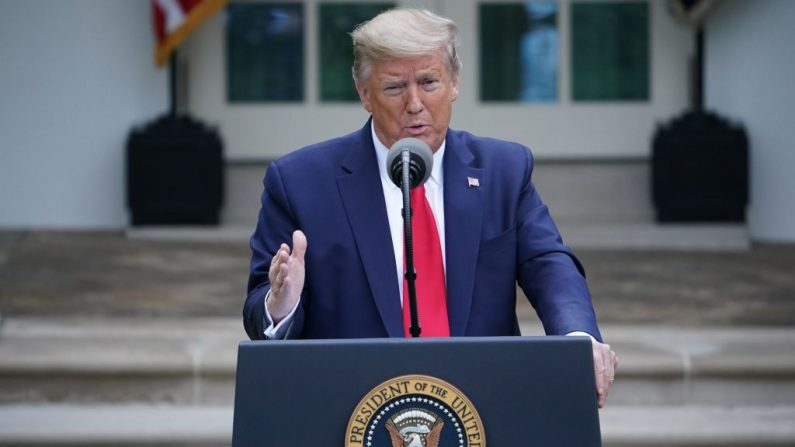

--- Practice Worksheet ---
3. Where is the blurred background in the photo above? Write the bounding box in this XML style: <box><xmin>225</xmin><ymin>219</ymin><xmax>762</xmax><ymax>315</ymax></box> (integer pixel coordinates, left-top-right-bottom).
<box><xmin>0</xmin><ymin>0</ymin><xmax>793</xmax><ymax>446</ymax></box>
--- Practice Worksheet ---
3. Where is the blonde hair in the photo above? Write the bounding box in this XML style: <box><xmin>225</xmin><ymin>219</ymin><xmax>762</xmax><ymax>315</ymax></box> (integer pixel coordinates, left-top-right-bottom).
<box><xmin>351</xmin><ymin>8</ymin><xmax>461</xmax><ymax>84</ymax></box>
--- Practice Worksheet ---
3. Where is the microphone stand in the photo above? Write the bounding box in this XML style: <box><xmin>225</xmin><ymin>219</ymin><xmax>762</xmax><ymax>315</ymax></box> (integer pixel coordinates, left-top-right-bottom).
<box><xmin>401</xmin><ymin>149</ymin><xmax>421</xmax><ymax>338</ymax></box>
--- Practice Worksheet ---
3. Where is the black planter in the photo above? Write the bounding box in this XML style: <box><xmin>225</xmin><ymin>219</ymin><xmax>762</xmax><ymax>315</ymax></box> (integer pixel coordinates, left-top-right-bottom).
<box><xmin>651</xmin><ymin>110</ymin><xmax>748</xmax><ymax>222</ymax></box>
<box><xmin>127</xmin><ymin>114</ymin><xmax>224</xmax><ymax>226</ymax></box>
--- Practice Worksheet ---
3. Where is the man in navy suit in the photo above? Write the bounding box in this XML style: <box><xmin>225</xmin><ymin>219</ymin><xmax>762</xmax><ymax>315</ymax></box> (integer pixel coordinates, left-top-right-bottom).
<box><xmin>244</xmin><ymin>8</ymin><xmax>618</xmax><ymax>407</ymax></box>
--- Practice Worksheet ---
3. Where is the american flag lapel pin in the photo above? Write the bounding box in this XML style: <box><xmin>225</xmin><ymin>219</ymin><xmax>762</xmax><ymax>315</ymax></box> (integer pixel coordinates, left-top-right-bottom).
<box><xmin>467</xmin><ymin>177</ymin><xmax>480</xmax><ymax>188</ymax></box>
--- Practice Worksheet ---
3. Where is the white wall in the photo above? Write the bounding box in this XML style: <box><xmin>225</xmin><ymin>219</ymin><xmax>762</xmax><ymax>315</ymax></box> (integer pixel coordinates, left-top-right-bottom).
<box><xmin>185</xmin><ymin>0</ymin><xmax>693</xmax><ymax>160</ymax></box>
<box><xmin>706</xmin><ymin>0</ymin><xmax>795</xmax><ymax>242</ymax></box>
<box><xmin>0</xmin><ymin>1</ymin><xmax>168</xmax><ymax>228</ymax></box>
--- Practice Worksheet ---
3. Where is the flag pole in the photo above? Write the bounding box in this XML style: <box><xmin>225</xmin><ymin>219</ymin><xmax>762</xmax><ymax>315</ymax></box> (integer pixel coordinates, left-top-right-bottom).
<box><xmin>169</xmin><ymin>51</ymin><xmax>178</xmax><ymax>118</ymax></box>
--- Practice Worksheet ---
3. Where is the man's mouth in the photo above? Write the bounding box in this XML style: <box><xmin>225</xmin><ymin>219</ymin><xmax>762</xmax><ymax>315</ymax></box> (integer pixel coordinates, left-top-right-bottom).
<box><xmin>405</xmin><ymin>124</ymin><xmax>427</xmax><ymax>135</ymax></box>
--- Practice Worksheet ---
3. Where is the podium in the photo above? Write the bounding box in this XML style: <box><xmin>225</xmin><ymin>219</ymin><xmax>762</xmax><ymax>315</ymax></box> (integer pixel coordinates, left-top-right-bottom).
<box><xmin>232</xmin><ymin>336</ymin><xmax>601</xmax><ymax>446</ymax></box>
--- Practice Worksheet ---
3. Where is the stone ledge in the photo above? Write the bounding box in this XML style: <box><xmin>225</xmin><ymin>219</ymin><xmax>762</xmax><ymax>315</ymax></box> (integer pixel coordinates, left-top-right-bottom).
<box><xmin>0</xmin><ymin>405</ymin><xmax>793</xmax><ymax>446</ymax></box>
<box><xmin>602</xmin><ymin>324</ymin><xmax>795</xmax><ymax>378</ymax></box>
<box><xmin>0</xmin><ymin>405</ymin><xmax>232</xmax><ymax>446</ymax></box>
<box><xmin>124</xmin><ymin>223</ymin><xmax>753</xmax><ymax>251</ymax></box>
<box><xmin>558</xmin><ymin>223</ymin><xmax>751</xmax><ymax>251</ymax></box>
<box><xmin>600</xmin><ymin>405</ymin><xmax>795</xmax><ymax>446</ymax></box>
<box><xmin>2</xmin><ymin>319</ymin><xmax>794</xmax><ymax>380</ymax></box>
<box><xmin>0</xmin><ymin>317</ymin><xmax>242</xmax><ymax>375</ymax></box>
<box><xmin>520</xmin><ymin>322</ymin><xmax>795</xmax><ymax>378</ymax></box>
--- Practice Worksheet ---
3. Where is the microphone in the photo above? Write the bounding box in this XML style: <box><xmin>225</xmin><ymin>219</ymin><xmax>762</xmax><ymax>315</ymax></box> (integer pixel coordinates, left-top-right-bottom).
<box><xmin>386</xmin><ymin>138</ymin><xmax>433</xmax><ymax>189</ymax></box>
<box><xmin>385</xmin><ymin>137</ymin><xmax>433</xmax><ymax>338</ymax></box>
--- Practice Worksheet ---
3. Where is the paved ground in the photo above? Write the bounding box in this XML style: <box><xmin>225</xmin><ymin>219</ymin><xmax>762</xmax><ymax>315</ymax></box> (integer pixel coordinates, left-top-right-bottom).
<box><xmin>1</xmin><ymin>230</ymin><xmax>794</xmax><ymax>325</ymax></box>
<box><xmin>1</xmin><ymin>230</ymin><xmax>794</xmax><ymax>446</ymax></box>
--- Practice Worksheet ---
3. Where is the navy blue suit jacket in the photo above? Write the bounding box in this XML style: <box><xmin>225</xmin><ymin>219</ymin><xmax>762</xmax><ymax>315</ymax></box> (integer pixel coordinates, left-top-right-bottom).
<box><xmin>244</xmin><ymin>120</ymin><xmax>601</xmax><ymax>341</ymax></box>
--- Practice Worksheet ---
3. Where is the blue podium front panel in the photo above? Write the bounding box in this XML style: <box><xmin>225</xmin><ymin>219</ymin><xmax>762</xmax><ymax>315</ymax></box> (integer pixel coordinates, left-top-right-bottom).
<box><xmin>232</xmin><ymin>336</ymin><xmax>600</xmax><ymax>446</ymax></box>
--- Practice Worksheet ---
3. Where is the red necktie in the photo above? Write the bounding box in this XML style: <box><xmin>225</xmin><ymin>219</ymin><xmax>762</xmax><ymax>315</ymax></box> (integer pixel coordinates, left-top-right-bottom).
<box><xmin>403</xmin><ymin>185</ymin><xmax>450</xmax><ymax>337</ymax></box>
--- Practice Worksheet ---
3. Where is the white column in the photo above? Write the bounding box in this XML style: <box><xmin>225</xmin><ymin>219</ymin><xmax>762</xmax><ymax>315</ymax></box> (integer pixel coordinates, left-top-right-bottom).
<box><xmin>705</xmin><ymin>0</ymin><xmax>795</xmax><ymax>242</ymax></box>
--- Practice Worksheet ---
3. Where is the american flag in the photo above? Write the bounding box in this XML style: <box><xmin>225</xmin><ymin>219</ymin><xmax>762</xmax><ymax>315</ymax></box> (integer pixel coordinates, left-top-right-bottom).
<box><xmin>152</xmin><ymin>0</ymin><xmax>228</xmax><ymax>66</ymax></box>
<box><xmin>467</xmin><ymin>177</ymin><xmax>480</xmax><ymax>188</ymax></box>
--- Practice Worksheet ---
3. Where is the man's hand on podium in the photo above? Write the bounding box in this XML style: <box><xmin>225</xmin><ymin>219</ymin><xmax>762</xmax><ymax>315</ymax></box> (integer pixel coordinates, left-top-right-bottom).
<box><xmin>267</xmin><ymin>230</ymin><xmax>307</xmax><ymax>324</ymax></box>
<box><xmin>592</xmin><ymin>339</ymin><xmax>619</xmax><ymax>408</ymax></box>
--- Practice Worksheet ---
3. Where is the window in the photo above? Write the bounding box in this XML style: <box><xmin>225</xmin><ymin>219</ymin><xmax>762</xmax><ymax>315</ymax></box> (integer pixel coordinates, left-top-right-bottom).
<box><xmin>227</xmin><ymin>3</ymin><xmax>305</xmax><ymax>102</ymax></box>
<box><xmin>319</xmin><ymin>3</ymin><xmax>395</xmax><ymax>101</ymax></box>
<box><xmin>570</xmin><ymin>1</ymin><xmax>649</xmax><ymax>101</ymax></box>
<box><xmin>480</xmin><ymin>2</ymin><xmax>559</xmax><ymax>102</ymax></box>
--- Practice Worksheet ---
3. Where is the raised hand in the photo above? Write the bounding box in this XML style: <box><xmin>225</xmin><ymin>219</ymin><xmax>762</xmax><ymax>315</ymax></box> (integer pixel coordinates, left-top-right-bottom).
<box><xmin>267</xmin><ymin>230</ymin><xmax>307</xmax><ymax>323</ymax></box>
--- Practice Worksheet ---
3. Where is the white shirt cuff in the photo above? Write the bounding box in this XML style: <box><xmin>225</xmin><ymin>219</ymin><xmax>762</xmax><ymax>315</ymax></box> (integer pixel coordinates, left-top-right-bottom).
<box><xmin>565</xmin><ymin>331</ymin><xmax>597</xmax><ymax>342</ymax></box>
<box><xmin>263</xmin><ymin>290</ymin><xmax>300</xmax><ymax>339</ymax></box>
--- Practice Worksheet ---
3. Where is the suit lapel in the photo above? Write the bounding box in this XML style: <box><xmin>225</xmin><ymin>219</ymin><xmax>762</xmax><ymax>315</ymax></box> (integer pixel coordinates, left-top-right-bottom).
<box><xmin>337</xmin><ymin>121</ymin><xmax>403</xmax><ymax>337</ymax></box>
<box><xmin>443</xmin><ymin>131</ymin><xmax>484</xmax><ymax>336</ymax></box>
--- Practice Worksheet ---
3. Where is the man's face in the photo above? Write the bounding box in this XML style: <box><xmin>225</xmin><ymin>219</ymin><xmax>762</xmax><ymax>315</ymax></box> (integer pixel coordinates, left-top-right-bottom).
<box><xmin>355</xmin><ymin>52</ymin><xmax>459</xmax><ymax>153</ymax></box>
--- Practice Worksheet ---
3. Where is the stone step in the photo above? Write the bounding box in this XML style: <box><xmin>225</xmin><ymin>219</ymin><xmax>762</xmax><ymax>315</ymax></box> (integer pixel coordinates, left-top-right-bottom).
<box><xmin>556</xmin><ymin>222</ymin><xmax>750</xmax><ymax>251</ymax></box>
<box><xmin>125</xmin><ymin>222</ymin><xmax>751</xmax><ymax>251</ymax></box>
<box><xmin>600</xmin><ymin>405</ymin><xmax>795</xmax><ymax>447</ymax></box>
<box><xmin>0</xmin><ymin>404</ymin><xmax>793</xmax><ymax>447</ymax></box>
<box><xmin>520</xmin><ymin>322</ymin><xmax>795</xmax><ymax>406</ymax></box>
<box><xmin>0</xmin><ymin>317</ymin><xmax>241</xmax><ymax>406</ymax></box>
<box><xmin>0</xmin><ymin>405</ymin><xmax>232</xmax><ymax>447</ymax></box>
<box><xmin>1</xmin><ymin>318</ymin><xmax>794</xmax><ymax>407</ymax></box>
<box><xmin>584</xmin><ymin>324</ymin><xmax>795</xmax><ymax>407</ymax></box>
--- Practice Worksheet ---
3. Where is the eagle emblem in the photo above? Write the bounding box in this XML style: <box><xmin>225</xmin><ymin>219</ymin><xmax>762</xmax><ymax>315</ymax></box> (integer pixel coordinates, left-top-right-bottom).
<box><xmin>345</xmin><ymin>375</ymin><xmax>484</xmax><ymax>447</ymax></box>
<box><xmin>385</xmin><ymin>408</ymin><xmax>443</xmax><ymax>447</ymax></box>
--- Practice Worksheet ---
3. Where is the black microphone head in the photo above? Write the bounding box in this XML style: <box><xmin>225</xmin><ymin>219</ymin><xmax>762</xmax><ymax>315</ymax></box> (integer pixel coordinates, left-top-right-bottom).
<box><xmin>386</xmin><ymin>138</ymin><xmax>433</xmax><ymax>189</ymax></box>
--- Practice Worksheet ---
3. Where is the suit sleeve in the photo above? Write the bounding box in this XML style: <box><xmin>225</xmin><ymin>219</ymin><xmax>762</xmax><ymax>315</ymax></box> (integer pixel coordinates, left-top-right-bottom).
<box><xmin>244</xmin><ymin>161</ymin><xmax>306</xmax><ymax>340</ymax></box>
<box><xmin>514</xmin><ymin>149</ymin><xmax>603</xmax><ymax>342</ymax></box>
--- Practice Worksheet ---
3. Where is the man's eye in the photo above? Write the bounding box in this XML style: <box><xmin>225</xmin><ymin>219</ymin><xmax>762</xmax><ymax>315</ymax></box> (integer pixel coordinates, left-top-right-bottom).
<box><xmin>422</xmin><ymin>79</ymin><xmax>440</xmax><ymax>90</ymax></box>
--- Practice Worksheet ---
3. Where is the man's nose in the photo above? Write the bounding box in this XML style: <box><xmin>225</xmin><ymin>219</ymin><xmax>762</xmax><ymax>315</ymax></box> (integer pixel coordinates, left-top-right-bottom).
<box><xmin>405</xmin><ymin>84</ymin><xmax>424</xmax><ymax>114</ymax></box>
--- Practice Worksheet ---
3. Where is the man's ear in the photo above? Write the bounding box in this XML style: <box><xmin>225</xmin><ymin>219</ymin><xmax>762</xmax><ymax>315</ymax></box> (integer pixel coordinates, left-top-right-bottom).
<box><xmin>355</xmin><ymin>80</ymin><xmax>372</xmax><ymax>112</ymax></box>
<box><xmin>450</xmin><ymin>74</ymin><xmax>460</xmax><ymax>102</ymax></box>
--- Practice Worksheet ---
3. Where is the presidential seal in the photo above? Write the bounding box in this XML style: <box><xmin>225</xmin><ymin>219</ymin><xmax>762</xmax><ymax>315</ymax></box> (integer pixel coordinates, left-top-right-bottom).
<box><xmin>345</xmin><ymin>374</ymin><xmax>485</xmax><ymax>447</ymax></box>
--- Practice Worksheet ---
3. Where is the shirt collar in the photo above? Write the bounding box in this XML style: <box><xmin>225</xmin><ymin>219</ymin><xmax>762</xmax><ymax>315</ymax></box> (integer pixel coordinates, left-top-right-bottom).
<box><xmin>372</xmin><ymin>120</ymin><xmax>445</xmax><ymax>189</ymax></box>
